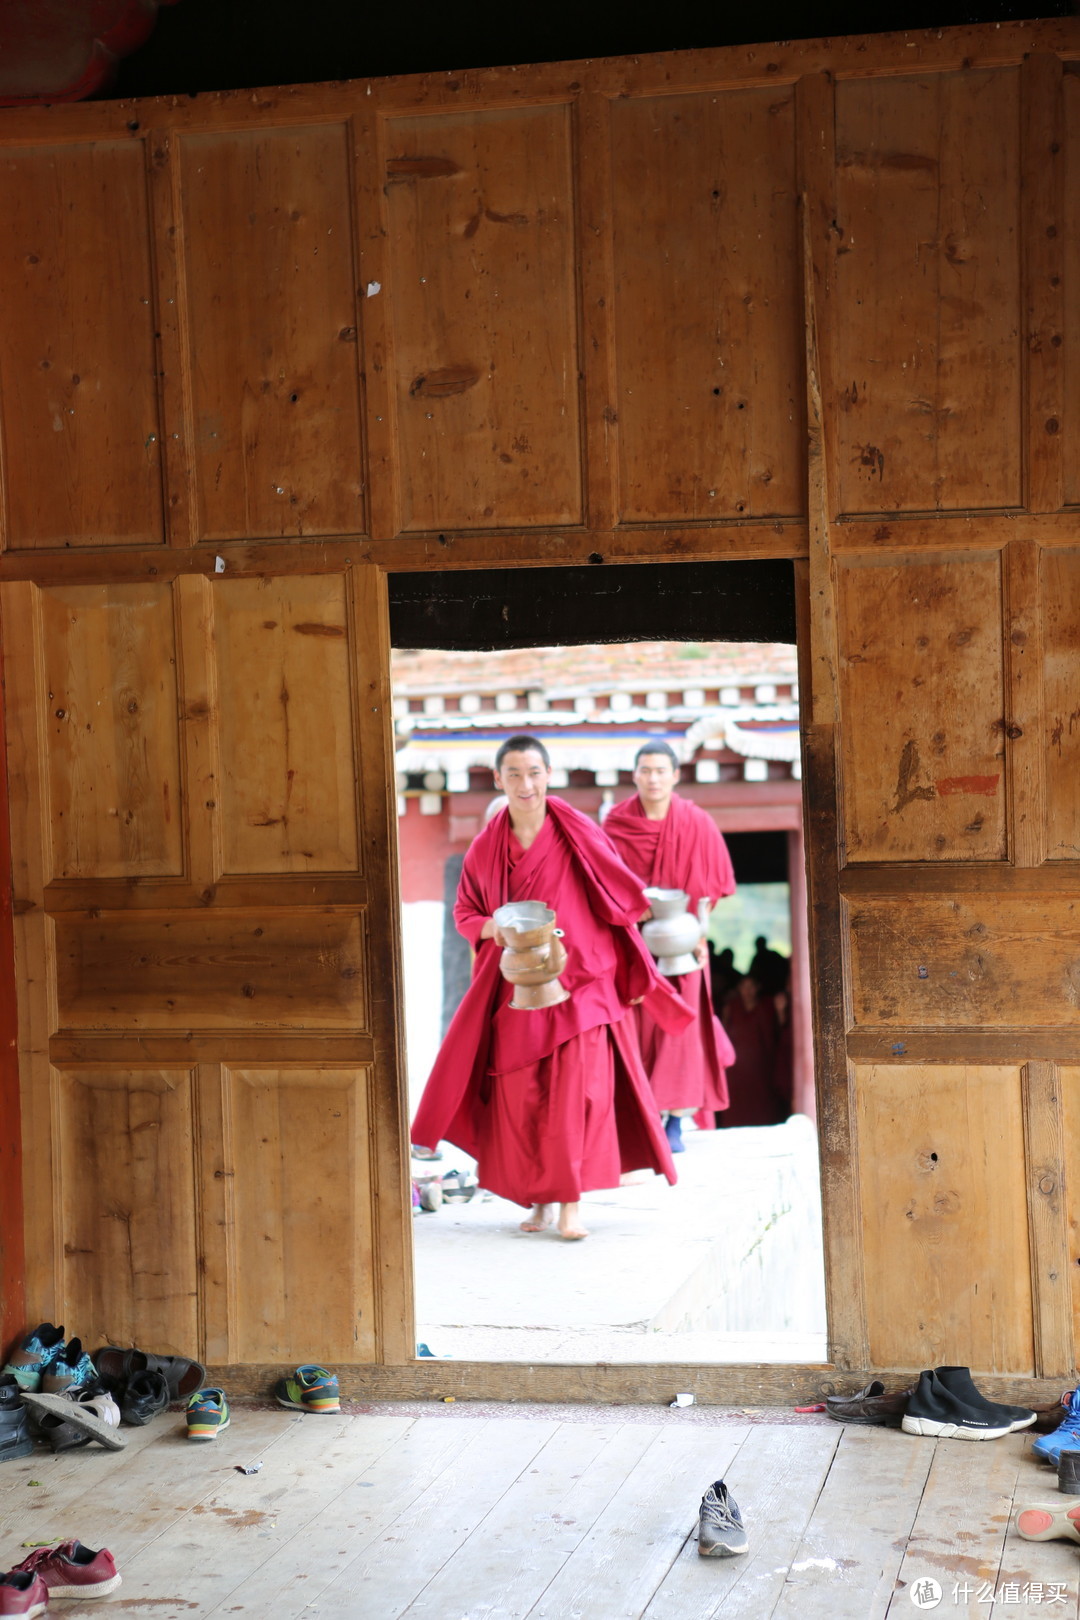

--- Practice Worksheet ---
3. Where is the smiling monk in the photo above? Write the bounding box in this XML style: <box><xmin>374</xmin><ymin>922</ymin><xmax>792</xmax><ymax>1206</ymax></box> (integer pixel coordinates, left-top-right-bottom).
<box><xmin>410</xmin><ymin>735</ymin><xmax>691</xmax><ymax>1240</ymax></box>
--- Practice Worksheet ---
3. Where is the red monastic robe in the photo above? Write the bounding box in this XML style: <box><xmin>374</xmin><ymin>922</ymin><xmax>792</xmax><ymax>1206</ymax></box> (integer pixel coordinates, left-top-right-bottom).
<box><xmin>603</xmin><ymin>793</ymin><xmax>736</xmax><ymax>1124</ymax></box>
<box><xmin>411</xmin><ymin>797</ymin><xmax>692</xmax><ymax>1206</ymax></box>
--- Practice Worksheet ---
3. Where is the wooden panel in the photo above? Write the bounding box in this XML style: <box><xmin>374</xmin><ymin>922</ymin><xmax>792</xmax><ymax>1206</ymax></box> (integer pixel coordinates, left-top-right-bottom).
<box><xmin>1043</xmin><ymin>548</ymin><xmax>1080</xmax><ymax>858</ymax></box>
<box><xmin>855</xmin><ymin>1065</ymin><xmax>1033</xmax><ymax>1372</ymax></box>
<box><xmin>384</xmin><ymin>104</ymin><xmax>581</xmax><ymax>531</ymax></box>
<box><xmin>58</xmin><ymin>1067</ymin><xmax>198</xmax><ymax>1353</ymax></box>
<box><xmin>849</xmin><ymin>893</ymin><xmax>1080</xmax><ymax>1027</ymax></box>
<box><xmin>213</xmin><ymin>575</ymin><xmax>359</xmax><ymax>874</ymax></box>
<box><xmin>40</xmin><ymin>582</ymin><xmax>184</xmax><ymax>879</ymax></box>
<box><xmin>1064</xmin><ymin>71</ymin><xmax>1080</xmax><ymax>508</ymax></box>
<box><xmin>1021</xmin><ymin>1062</ymin><xmax>1072</xmax><ymax>1380</ymax></box>
<box><xmin>224</xmin><ymin>1067</ymin><xmax>375</xmax><ymax>1362</ymax></box>
<box><xmin>611</xmin><ymin>87</ymin><xmax>802</xmax><ymax>523</ymax></box>
<box><xmin>833</xmin><ymin>70</ymin><xmax>1021</xmax><ymax>514</ymax></box>
<box><xmin>0</xmin><ymin>141</ymin><xmax>163</xmax><ymax>548</ymax></box>
<box><xmin>1060</xmin><ymin>1066</ymin><xmax>1080</xmax><ymax>1365</ymax></box>
<box><xmin>838</xmin><ymin>555</ymin><xmax>1005</xmax><ymax>861</ymax></box>
<box><xmin>55</xmin><ymin>912</ymin><xmax>366</xmax><ymax>1030</ymax></box>
<box><xmin>179</xmin><ymin>126</ymin><xmax>364</xmax><ymax>541</ymax></box>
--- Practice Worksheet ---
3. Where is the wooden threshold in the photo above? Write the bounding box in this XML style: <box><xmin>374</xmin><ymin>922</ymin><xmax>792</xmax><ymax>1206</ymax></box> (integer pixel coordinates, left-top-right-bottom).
<box><xmin>205</xmin><ymin>1360</ymin><xmax>1074</xmax><ymax>1406</ymax></box>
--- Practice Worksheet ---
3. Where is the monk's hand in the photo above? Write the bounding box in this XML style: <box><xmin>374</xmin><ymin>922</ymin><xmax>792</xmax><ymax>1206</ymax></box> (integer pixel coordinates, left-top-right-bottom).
<box><xmin>480</xmin><ymin>917</ymin><xmax>506</xmax><ymax>945</ymax></box>
<box><xmin>629</xmin><ymin>995</ymin><xmax>644</xmax><ymax>1005</ymax></box>
<box><xmin>694</xmin><ymin>939</ymin><xmax>709</xmax><ymax>967</ymax></box>
<box><xmin>639</xmin><ymin>906</ymin><xmax>653</xmax><ymax>923</ymax></box>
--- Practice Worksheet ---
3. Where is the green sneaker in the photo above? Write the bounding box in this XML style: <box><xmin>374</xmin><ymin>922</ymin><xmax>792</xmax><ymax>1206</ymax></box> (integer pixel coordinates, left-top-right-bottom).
<box><xmin>274</xmin><ymin>1365</ymin><xmax>340</xmax><ymax>1413</ymax></box>
<box><xmin>185</xmin><ymin>1388</ymin><xmax>230</xmax><ymax>1440</ymax></box>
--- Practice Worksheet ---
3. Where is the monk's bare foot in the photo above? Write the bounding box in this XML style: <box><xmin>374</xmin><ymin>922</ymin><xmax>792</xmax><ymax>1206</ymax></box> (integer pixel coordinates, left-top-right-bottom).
<box><xmin>520</xmin><ymin>1203</ymin><xmax>554</xmax><ymax>1233</ymax></box>
<box><xmin>558</xmin><ymin>1202</ymin><xmax>588</xmax><ymax>1241</ymax></box>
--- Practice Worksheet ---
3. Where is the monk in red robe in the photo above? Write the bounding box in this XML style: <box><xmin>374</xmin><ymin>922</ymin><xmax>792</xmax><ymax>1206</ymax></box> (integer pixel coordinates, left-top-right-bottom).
<box><xmin>411</xmin><ymin>735</ymin><xmax>690</xmax><ymax>1240</ymax></box>
<box><xmin>603</xmin><ymin>741</ymin><xmax>737</xmax><ymax>1153</ymax></box>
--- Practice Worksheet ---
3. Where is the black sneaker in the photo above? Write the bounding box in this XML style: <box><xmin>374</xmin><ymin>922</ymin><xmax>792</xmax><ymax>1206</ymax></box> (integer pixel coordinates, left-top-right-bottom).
<box><xmin>934</xmin><ymin>1366</ymin><xmax>1035</xmax><ymax>1432</ymax></box>
<box><xmin>902</xmin><ymin>1369</ymin><xmax>1015</xmax><ymax>1440</ymax></box>
<box><xmin>120</xmin><ymin>1371</ymin><xmax>170</xmax><ymax>1427</ymax></box>
<box><xmin>0</xmin><ymin>1378</ymin><xmax>33</xmax><ymax>1464</ymax></box>
<box><xmin>698</xmin><ymin>1479</ymin><xmax>748</xmax><ymax>1556</ymax></box>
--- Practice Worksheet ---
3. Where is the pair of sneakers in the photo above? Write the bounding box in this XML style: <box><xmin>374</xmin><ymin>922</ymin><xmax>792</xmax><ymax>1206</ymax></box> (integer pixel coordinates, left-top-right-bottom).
<box><xmin>901</xmin><ymin>1365</ymin><xmax>1036</xmax><ymax>1441</ymax></box>
<box><xmin>2</xmin><ymin>1325</ymin><xmax>94</xmax><ymax>1395</ymax></box>
<box><xmin>0</xmin><ymin>1543</ymin><xmax>120</xmax><ymax>1615</ymax></box>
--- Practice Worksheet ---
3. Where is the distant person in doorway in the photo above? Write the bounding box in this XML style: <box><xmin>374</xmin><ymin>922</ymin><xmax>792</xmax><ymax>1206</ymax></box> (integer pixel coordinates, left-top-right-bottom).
<box><xmin>602</xmin><ymin>741</ymin><xmax>737</xmax><ymax>1154</ymax></box>
<box><xmin>410</xmin><ymin>736</ymin><xmax>691</xmax><ymax>1240</ymax></box>
<box><xmin>710</xmin><ymin>945</ymin><xmax>743</xmax><ymax>1011</ymax></box>
<box><xmin>749</xmin><ymin>934</ymin><xmax>789</xmax><ymax>996</ymax></box>
<box><xmin>719</xmin><ymin>973</ymin><xmax>787</xmax><ymax>1127</ymax></box>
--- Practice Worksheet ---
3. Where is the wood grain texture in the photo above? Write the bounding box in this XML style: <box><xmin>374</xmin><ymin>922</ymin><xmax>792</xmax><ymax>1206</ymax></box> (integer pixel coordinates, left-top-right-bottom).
<box><xmin>1043</xmin><ymin>548</ymin><xmax>1080</xmax><ymax>859</ymax></box>
<box><xmin>57</xmin><ymin>1066</ymin><xmax>199</xmax><ymax>1355</ymax></box>
<box><xmin>855</xmin><ymin>1064</ymin><xmax>1034</xmax><ymax>1374</ymax></box>
<box><xmin>1020</xmin><ymin>1061</ymin><xmax>1073</xmax><ymax>1380</ymax></box>
<box><xmin>39</xmin><ymin>582</ymin><xmax>184</xmax><ymax>880</ymax></box>
<box><xmin>1022</xmin><ymin>55</ymin><xmax>1066</xmax><ymax>515</ymax></box>
<box><xmin>1003</xmin><ymin>538</ymin><xmax>1046</xmax><ymax>867</ymax></box>
<box><xmin>0</xmin><ymin>140</ymin><xmax>164</xmax><ymax>550</ymax></box>
<box><xmin>611</xmin><ymin>85</ymin><xmax>802</xmax><ymax>524</ymax></box>
<box><xmin>849</xmin><ymin>892</ymin><xmax>1080</xmax><ymax>1028</ymax></box>
<box><xmin>213</xmin><ymin>574</ymin><xmax>360</xmax><ymax>875</ymax></box>
<box><xmin>832</xmin><ymin>68</ymin><xmax>1022</xmax><ymax>515</ymax></box>
<box><xmin>55</xmin><ymin>911</ymin><xmax>366</xmax><ymax>1031</ymax></box>
<box><xmin>1064</xmin><ymin>70</ymin><xmax>1080</xmax><ymax>508</ymax></box>
<box><xmin>837</xmin><ymin>553</ymin><xmax>1006</xmax><ymax>861</ymax></box>
<box><xmin>222</xmin><ymin>1066</ymin><xmax>376</xmax><ymax>1363</ymax></box>
<box><xmin>383</xmin><ymin>103</ymin><xmax>582</xmax><ymax>531</ymax></box>
<box><xmin>178</xmin><ymin>125</ymin><xmax>364</xmax><ymax>541</ymax></box>
<box><xmin>1061</xmin><ymin>1066</ymin><xmax>1080</xmax><ymax>1377</ymax></box>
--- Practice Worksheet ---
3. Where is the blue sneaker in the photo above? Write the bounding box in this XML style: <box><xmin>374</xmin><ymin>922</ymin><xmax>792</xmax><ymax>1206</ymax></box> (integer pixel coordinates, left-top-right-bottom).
<box><xmin>40</xmin><ymin>1337</ymin><xmax>96</xmax><ymax>1394</ymax></box>
<box><xmin>1</xmin><ymin>1324</ymin><xmax>65</xmax><ymax>1392</ymax></box>
<box><xmin>664</xmin><ymin>1114</ymin><xmax>686</xmax><ymax>1154</ymax></box>
<box><xmin>1032</xmin><ymin>1387</ymin><xmax>1080</xmax><ymax>1465</ymax></box>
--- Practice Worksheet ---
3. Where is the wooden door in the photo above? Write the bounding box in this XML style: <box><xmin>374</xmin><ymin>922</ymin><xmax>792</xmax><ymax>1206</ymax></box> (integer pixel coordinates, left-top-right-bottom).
<box><xmin>1</xmin><ymin>568</ymin><xmax>412</xmax><ymax>1368</ymax></box>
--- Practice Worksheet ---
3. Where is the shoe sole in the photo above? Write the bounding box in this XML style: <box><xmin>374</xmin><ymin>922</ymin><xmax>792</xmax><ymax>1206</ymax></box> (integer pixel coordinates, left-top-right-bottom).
<box><xmin>699</xmin><ymin>1541</ymin><xmax>748</xmax><ymax>1557</ymax></box>
<box><xmin>40</xmin><ymin>1572</ymin><xmax>122</xmax><ymax>1598</ymax></box>
<box><xmin>0</xmin><ymin>1438</ymin><xmax>35</xmax><ymax>1462</ymax></box>
<box><xmin>21</xmin><ymin>1394</ymin><xmax>126</xmax><ymax>1451</ymax></box>
<box><xmin>1</xmin><ymin>1600</ymin><xmax>46</xmax><ymax>1618</ymax></box>
<box><xmin>902</xmin><ymin>1414</ymin><xmax>1014</xmax><ymax>1440</ymax></box>
<box><xmin>825</xmin><ymin>1412</ymin><xmax>904</xmax><ymax>1426</ymax></box>
<box><xmin>274</xmin><ymin>1395</ymin><xmax>340</xmax><ymax>1413</ymax></box>
<box><xmin>1017</xmin><ymin>1501</ymin><xmax>1080</xmax><ymax>1543</ymax></box>
<box><xmin>187</xmin><ymin>1413</ymin><xmax>230</xmax><ymax>1440</ymax></box>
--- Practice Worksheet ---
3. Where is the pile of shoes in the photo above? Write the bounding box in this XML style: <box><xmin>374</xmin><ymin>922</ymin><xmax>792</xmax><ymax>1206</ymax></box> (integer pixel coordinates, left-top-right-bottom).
<box><xmin>1</xmin><ymin>1326</ymin><xmax>124</xmax><ymax>1456</ymax></box>
<box><xmin>1</xmin><ymin>1323</ymin><xmax>208</xmax><ymax>1458</ymax></box>
<box><xmin>0</xmin><ymin>1542</ymin><xmax>121</xmax><ymax>1614</ymax></box>
<box><xmin>826</xmin><ymin>1365</ymin><xmax>1039</xmax><ymax>1441</ymax></box>
<box><xmin>1016</xmin><ymin>1386</ymin><xmax>1080</xmax><ymax>1544</ymax></box>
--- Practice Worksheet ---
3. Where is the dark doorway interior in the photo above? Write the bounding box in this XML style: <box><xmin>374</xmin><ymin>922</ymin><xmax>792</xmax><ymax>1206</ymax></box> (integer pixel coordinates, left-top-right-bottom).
<box><xmin>725</xmin><ymin>830</ymin><xmax>790</xmax><ymax>886</ymax></box>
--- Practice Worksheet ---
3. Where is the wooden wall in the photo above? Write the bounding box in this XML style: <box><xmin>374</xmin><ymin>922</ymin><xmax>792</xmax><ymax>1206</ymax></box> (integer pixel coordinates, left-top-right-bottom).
<box><xmin>0</xmin><ymin>17</ymin><xmax>1078</xmax><ymax>1386</ymax></box>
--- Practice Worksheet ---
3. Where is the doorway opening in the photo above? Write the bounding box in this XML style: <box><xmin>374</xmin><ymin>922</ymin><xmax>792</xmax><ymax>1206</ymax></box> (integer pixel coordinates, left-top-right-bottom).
<box><xmin>388</xmin><ymin>560</ymin><xmax>826</xmax><ymax>1364</ymax></box>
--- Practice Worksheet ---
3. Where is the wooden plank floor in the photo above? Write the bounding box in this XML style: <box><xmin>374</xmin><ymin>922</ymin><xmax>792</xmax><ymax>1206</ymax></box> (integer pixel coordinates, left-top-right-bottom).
<box><xmin>0</xmin><ymin>1404</ymin><xmax>1077</xmax><ymax>1619</ymax></box>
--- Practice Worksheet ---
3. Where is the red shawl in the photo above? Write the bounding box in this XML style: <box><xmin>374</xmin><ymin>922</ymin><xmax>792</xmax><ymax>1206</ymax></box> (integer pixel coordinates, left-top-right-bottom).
<box><xmin>602</xmin><ymin>791</ymin><xmax>736</xmax><ymax>910</ymax></box>
<box><xmin>411</xmin><ymin>796</ymin><xmax>691</xmax><ymax>1164</ymax></box>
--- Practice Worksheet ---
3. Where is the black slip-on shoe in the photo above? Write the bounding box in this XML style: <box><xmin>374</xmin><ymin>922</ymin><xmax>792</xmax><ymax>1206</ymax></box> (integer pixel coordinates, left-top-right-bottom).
<box><xmin>120</xmin><ymin>1370</ymin><xmax>170</xmax><ymax>1426</ymax></box>
<box><xmin>698</xmin><ymin>1479</ymin><xmax>748</xmax><ymax>1556</ymax></box>
<box><xmin>902</xmin><ymin>1369</ymin><xmax>1014</xmax><ymax>1440</ymax></box>
<box><xmin>934</xmin><ymin>1366</ymin><xmax>1036</xmax><ymax>1432</ymax></box>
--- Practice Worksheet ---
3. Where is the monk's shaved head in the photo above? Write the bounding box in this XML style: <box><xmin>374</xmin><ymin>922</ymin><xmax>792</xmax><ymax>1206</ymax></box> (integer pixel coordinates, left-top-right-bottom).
<box><xmin>495</xmin><ymin>734</ymin><xmax>551</xmax><ymax>771</ymax></box>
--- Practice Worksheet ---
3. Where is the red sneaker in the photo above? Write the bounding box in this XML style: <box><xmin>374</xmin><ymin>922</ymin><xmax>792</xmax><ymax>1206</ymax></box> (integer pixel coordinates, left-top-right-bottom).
<box><xmin>12</xmin><ymin>1541</ymin><xmax>121</xmax><ymax>1598</ymax></box>
<box><xmin>0</xmin><ymin>1570</ymin><xmax>49</xmax><ymax>1617</ymax></box>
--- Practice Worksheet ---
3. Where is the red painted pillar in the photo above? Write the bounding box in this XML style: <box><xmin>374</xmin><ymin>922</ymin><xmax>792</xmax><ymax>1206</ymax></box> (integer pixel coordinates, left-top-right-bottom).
<box><xmin>787</xmin><ymin>821</ymin><xmax>817</xmax><ymax>1122</ymax></box>
<box><xmin>0</xmin><ymin>608</ymin><xmax>25</xmax><ymax>1351</ymax></box>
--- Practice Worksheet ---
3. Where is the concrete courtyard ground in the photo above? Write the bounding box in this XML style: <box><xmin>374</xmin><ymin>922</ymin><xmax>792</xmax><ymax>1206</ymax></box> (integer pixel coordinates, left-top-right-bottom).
<box><xmin>412</xmin><ymin>1115</ymin><xmax>828</xmax><ymax>1363</ymax></box>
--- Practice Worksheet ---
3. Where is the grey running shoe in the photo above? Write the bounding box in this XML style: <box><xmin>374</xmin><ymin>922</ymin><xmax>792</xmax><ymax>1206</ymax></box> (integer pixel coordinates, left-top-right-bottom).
<box><xmin>698</xmin><ymin>1479</ymin><xmax>748</xmax><ymax>1557</ymax></box>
